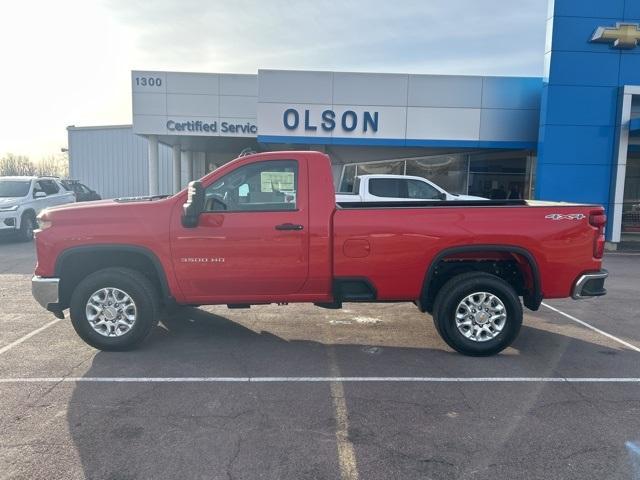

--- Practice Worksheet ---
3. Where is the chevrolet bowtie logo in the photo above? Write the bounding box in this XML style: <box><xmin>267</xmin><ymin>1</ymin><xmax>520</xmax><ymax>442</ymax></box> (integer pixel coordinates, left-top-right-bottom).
<box><xmin>590</xmin><ymin>22</ymin><xmax>640</xmax><ymax>49</ymax></box>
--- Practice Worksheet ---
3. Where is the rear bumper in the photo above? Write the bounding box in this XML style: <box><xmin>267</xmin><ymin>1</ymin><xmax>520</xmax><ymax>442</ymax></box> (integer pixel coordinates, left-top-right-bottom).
<box><xmin>32</xmin><ymin>276</ymin><xmax>60</xmax><ymax>310</ymax></box>
<box><xmin>572</xmin><ymin>270</ymin><xmax>608</xmax><ymax>300</ymax></box>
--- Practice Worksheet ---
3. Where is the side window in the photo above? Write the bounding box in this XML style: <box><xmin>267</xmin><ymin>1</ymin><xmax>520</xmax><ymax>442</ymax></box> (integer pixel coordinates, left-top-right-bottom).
<box><xmin>36</xmin><ymin>180</ymin><xmax>60</xmax><ymax>196</ymax></box>
<box><xmin>406</xmin><ymin>179</ymin><xmax>441</xmax><ymax>199</ymax></box>
<box><xmin>33</xmin><ymin>181</ymin><xmax>44</xmax><ymax>197</ymax></box>
<box><xmin>204</xmin><ymin>160</ymin><xmax>298</xmax><ymax>212</ymax></box>
<box><xmin>369</xmin><ymin>178</ymin><xmax>403</xmax><ymax>198</ymax></box>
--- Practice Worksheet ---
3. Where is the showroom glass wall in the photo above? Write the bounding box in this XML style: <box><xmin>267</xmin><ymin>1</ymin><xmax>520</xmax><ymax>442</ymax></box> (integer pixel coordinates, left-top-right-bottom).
<box><xmin>338</xmin><ymin>150</ymin><xmax>536</xmax><ymax>200</ymax></box>
<box><xmin>621</xmin><ymin>150</ymin><xmax>640</xmax><ymax>241</ymax></box>
<box><xmin>622</xmin><ymin>95</ymin><xmax>640</xmax><ymax>241</ymax></box>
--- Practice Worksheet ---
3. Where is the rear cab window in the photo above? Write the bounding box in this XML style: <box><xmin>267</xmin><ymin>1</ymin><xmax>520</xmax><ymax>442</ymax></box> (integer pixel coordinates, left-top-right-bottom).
<box><xmin>369</xmin><ymin>178</ymin><xmax>406</xmax><ymax>198</ymax></box>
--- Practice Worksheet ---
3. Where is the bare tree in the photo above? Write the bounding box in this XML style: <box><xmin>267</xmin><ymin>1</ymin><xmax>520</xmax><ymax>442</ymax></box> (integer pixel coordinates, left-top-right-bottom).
<box><xmin>36</xmin><ymin>154</ymin><xmax>69</xmax><ymax>178</ymax></box>
<box><xmin>0</xmin><ymin>154</ymin><xmax>36</xmax><ymax>176</ymax></box>
<box><xmin>0</xmin><ymin>152</ymin><xmax>69</xmax><ymax>178</ymax></box>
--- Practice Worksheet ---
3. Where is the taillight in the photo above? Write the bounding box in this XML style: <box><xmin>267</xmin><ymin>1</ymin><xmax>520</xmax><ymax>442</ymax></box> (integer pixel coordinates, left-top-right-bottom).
<box><xmin>589</xmin><ymin>213</ymin><xmax>606</xmax><ymax>228</ymax></box>
<box><xmin>589</xmin><ymin>212</ymin><xmax>606</xmax><ymax>259</ymax></box>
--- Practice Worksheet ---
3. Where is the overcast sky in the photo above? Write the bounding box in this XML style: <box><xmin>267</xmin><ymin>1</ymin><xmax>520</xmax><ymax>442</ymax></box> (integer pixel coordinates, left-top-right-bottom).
<box><xmin>0</xmin><ymin>0</ymin><xmax>547</xmax><ymax>160</ymax></box>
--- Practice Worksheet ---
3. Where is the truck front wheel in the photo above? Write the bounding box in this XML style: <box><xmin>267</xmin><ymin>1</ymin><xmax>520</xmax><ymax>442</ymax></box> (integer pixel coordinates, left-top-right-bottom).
<box><xmin>432</xmin><ymin>272</ymin><xmax>522</xmax><ymax>356</ymax></box>
<box><xmin>69</xmin><ymin>267</ymin><xmax>160</xmax><ymax>351</ymax></box>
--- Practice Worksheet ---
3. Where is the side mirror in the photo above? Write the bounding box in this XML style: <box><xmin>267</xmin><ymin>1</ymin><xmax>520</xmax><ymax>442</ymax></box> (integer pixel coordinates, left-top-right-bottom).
<box><xmin>34</xmin><ymin>191</ymin><xmax>46</xmax><ymax>199</ymax></box>
<box><xmin>182</xmin><ymin>181</ymin><xmax>205</xmax><ymax>228</ymax></box>
<box><xmin>438</xmin><ymin>192</ymin><xmax>447</xmax><ymax>201</ymax></box>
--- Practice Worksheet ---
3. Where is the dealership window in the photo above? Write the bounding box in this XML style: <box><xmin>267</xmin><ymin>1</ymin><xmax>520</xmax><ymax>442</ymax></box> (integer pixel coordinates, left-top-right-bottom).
<box><xmin>468</xmin><ymin>152</ymin><xmax>533</xmax><ymax>200</ymax></box>
<box><xmin>339</xmin><ymin>164</ymin><xmax>357</xmax><ymax>192</ymax></box>
<box><xmin>621</xmin><ymin>151</ymin><xmax>640</xmax><ymax>240</ymax></box>
<box><xmin>338</xmin><ymin>151</ymin><xmax>534</xmax><ymax>199</ymax></box>
<box><xmin>204</xmin><ymin>160</ymin><xmax>298</xmax><ymax>212</ymax></box>
<box><xmin>405</xmin><ymin>155</ymin><xmax>468</xmax><ymax>194</ymax></box>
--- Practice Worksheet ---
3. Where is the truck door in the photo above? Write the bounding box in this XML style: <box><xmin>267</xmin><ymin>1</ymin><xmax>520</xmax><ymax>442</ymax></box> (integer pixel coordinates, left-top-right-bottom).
<box><xmin>171</xmin><ymin>159</ymin><xmax>309</xmax><ymax>300</ymax></box>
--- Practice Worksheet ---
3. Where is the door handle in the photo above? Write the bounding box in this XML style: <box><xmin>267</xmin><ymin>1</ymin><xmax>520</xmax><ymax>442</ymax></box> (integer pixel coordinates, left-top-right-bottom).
<box><xmin>275</xmin><ymin>223</ymin><xmax>304</xmax><ymax>231</ymax></box>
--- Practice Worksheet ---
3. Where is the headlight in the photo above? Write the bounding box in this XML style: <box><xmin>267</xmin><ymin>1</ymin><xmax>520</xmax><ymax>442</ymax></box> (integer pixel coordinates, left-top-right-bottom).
<box><xmin>0</xmin><ymin>205</ymin><xmax>18</xmax><ymax>211</ymax></box>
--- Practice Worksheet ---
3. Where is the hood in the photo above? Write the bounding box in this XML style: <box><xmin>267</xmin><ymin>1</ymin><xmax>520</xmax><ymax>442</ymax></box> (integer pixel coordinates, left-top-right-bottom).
<box><xmin>0</xmin><ymin>197</ymin><xmax>22</xmax><ymax>206</ymax></box>
<box><xmin>44</xmin><ymin>198</ymin><xmax>115</xmax><ymax>213</ymax></box>
<box><xmin>40</xmin><ymin>196</ymin><xmax>175</xmax><ymax>223</ymax></box>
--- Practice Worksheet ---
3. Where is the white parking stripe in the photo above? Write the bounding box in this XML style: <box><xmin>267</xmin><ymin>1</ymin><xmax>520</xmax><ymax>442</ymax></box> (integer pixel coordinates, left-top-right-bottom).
<box><xmin>1</xmin><ymin>377</ymin><xmax>640</xmax><ymax>383</ymax></box>
<box><xmin>327</xmin><ymin>348</ymin><xmax>359</xmax><ymax>480</ymax></box>
<box><xmin>0</xmin><ymin>318</ymin><xmax>62</xmax><ymax>355</ymax></box>
<box><xmin>541</xmin><ymin>302</ymin><xmax>640</xmax><ymax>353</ymax></box>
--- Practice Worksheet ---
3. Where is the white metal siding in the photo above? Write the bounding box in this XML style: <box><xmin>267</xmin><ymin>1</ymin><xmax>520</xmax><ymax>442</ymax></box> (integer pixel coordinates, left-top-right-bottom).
<box><xmin>68</xmin><ymin>126</ymin><xmax>172</xmax><ymax>198</ymax></box>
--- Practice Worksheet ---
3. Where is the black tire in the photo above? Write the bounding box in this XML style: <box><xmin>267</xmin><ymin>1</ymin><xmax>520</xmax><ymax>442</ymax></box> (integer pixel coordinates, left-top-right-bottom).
<box><xmin>18</xmin><ymin>212</ymin><xmax>35</xmax><ymax>242</ymax></box>
<box><xmin>432</xmin><ymin>272</ymin><xmax>522</xmax><ymax>356</ymax></box>
<box><xmin>70</xmin><ymin>267</ymin><xmax>160</xmax><ymax>351</ymax></box>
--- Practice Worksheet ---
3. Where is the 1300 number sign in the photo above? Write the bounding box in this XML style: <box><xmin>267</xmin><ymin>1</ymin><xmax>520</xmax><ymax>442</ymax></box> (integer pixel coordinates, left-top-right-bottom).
<box><xmin>135</xmin><ymin>76</ymin><xmax>162</xmax><ymax>87</ymax></box>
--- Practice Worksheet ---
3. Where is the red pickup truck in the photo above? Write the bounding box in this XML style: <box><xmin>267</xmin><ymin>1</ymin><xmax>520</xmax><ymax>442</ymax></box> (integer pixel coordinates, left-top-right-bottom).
<box><xmin>32</xmin><ymin>151</ymin><xmax>608</xmax><ymax>356</ymax></box>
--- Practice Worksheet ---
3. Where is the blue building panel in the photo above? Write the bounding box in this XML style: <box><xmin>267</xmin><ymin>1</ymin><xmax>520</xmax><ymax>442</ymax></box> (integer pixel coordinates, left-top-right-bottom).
<box><xmin>623</xmin><ymin>1</ymin><xmax>640</xmax><ymax>21</ymax></box>
<box><xmin>619</xmin><ymin>54</ymin><xmax>640</xmax><ymax>84</ymax></box>
<box><xmin>535</xmin><ymin>163</ymin><xmax>613</xmax><ymax>206</ymax></box>
<box><xmin>548</xmin><ymin>51</ymin><xmax>621</xmax><ymax>87</ymax></box>
<box><xmin>538</xmin><ymin>125</ymin><xmax>616</xmax><ymax>164</ymax></box>
<box><xmin>552</xmin><ymin>0</ymin><xmax>624</xmax><ymax>20</ymax></box>
<box><xmin>542</xmin><ymin>85</ymin><xmax>619</xmax><ymax>127</ymax></box>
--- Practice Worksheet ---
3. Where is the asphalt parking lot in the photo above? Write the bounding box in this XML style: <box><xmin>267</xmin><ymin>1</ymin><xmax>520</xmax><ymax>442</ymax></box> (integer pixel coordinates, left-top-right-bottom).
<box><xmin>1</xmin><ymin>239</ymin><xmax>639</xmax><ymax>480</ymax></box>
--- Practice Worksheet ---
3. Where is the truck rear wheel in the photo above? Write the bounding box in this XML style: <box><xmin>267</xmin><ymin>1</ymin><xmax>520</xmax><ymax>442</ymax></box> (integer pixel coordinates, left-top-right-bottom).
<box><xmin>70</xmin><ymin>267</ymin><xmax>160</xmax><ymax>351</ymax></box>
<box><xmin>432</xmin><ymin>272</ymin><xmax>522</xmax><ymax>356</ymax></box>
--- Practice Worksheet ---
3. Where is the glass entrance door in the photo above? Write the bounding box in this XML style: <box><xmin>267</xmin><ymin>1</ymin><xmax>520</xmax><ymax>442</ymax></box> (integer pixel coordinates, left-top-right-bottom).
<box><xmin>622</xmin><ymin>152</ymin><xmax>640</xmax><ymax>241</ymax></box>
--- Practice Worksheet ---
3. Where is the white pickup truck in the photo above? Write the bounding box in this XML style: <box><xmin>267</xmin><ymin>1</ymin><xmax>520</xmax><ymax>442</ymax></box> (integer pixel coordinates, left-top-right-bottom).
<box><xmin>0</xmin><ymin>176</ymin><xmax>75</xmax><ymax>241</ymax></box>
<box><xmin>336</xmin><ymin>174</ymin><xmax>486</xmax><ymax>203</ymax></box>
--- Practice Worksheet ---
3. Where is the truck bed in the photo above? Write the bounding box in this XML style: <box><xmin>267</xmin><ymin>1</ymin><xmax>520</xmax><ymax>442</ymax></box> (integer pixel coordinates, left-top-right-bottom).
<box><xmin>332</xmin><ymin>201</ymin><xmax>602</xmax><ymax>302</ymax></box>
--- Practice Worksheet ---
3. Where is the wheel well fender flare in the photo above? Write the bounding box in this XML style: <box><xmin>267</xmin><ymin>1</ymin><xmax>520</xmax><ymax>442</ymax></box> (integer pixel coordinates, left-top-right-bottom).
<box><xmin>54</xmin><ymin>244</ymin><xmax>171</xmax><ymax>300</ymax></box>
<box><xmin>421</xmin><ymin>244</ymin><xmax>542</xmax><ymax>311</ymax></box>
<box><xmin>19</xmin><ymin>209</ymin><xmax>36</xmax><ymax>228</ymax></box>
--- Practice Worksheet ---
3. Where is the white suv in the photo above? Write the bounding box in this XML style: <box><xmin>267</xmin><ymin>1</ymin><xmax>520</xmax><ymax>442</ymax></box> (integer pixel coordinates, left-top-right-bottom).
<box><xmin>0</xmin><ymin>176</ymin><xmax>76</xmax><ymax>241</ymax></box>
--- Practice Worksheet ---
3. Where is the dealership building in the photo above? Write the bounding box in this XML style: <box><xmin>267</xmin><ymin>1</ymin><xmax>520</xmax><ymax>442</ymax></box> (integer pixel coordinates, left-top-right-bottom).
<box><xmin>68</xmin><ymin>0</ymin><xmax>640</xmax><ymax>245</ymax></box>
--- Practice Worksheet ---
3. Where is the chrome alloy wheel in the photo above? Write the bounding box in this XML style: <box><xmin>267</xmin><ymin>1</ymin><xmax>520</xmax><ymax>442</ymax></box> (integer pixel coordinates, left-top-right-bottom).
<box><xmin>85</xmin><ymin>287</ymin><xmax>137</xmax><ymax>337</ymax></box>
<box><xmin>455</xmin><ymin>292</ymin><xmax>507</xmax><ymax>342</ymax></box>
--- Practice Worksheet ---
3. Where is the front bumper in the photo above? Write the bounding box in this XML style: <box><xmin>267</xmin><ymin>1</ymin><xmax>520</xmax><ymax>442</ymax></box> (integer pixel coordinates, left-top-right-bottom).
<box><xmin>32</xmin><ymin>276</ymin><xmax>61</xmax><ymax>313</ymax></box>
<box><xmin>572</xmin><ymin>270</ymin><xmax>608</xmax><ymax>300</ymax></box>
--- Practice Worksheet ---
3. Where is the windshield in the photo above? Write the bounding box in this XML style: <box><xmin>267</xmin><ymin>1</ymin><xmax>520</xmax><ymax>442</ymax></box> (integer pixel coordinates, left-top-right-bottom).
<box><xmin>0</xmin><ymin>180</ymin><xmax>30</xmax><ymax>198</ymax></box>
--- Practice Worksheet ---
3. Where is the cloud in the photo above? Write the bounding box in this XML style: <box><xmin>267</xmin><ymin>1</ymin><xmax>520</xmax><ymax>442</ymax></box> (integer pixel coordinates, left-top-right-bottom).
<box><xmin>105</xmin><ymin>0</ymin><xmax>547</xmax><ymax>76</ymax></box>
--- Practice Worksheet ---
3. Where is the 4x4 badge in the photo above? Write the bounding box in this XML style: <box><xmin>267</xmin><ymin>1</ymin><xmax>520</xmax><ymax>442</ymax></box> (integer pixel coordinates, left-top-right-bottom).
<box><xmin>545</xmin><ymin>214</ymin><xmax>586</xmax><ymax>221</ymax></box>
